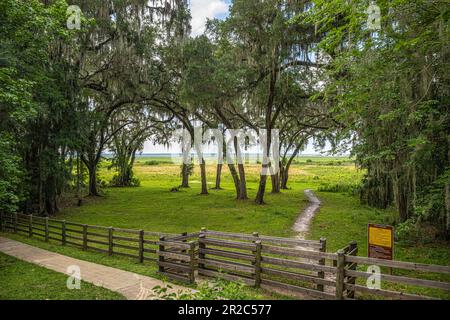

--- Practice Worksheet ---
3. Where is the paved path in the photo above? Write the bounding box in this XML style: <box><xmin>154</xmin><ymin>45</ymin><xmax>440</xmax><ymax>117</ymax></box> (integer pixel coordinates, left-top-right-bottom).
<box><xmin>293</xmin><ymin>189</ymin><xmax>321</xmax><ymax>240</ymax></box>
<box><xmin>0</xmin><ymin>237</ymin><xmax>193</xmax><ymax>300</ymax></box>
<box><xmin>292</xmin><ymin>190</ymin><xmax>336</xmax><ymax>296</ymax></box>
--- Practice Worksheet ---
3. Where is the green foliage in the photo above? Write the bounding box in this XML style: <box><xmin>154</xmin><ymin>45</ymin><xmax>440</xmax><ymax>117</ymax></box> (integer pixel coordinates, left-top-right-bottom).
<box><xmin>2</xmin><ymin>159</ymin><xmax>448</xmax><ymax>299</ymax></box>
<box><xmin>152</xmin><ymin>278</ymin><xmax>261</xmax><ymax>300</ymax></box>
<box><xmin>317</xmin><ymin>182</ymin><xmax>360</xmax><ymax>195</ymax></box>
<box><xmin>413</xmin><ymin>168</ymin><xmax>450</xmax><ymax>235</ymax></box>
<box><xmin>0</xmin><ymin>134</ymin><xmax>24</xmax><ymax>213</ymax></box>
<box><xmin>145</xmin><ymin>160</ymin><xmax>164</xmax><ymax>166</ymax></box>
<box><xmin>304</xmin><ymin>0</ymin><xmax>450</xmax><ymax>235</ymax></box>
<box><xmin>396</xmin><ymin>219</ymin><xmax>439</xmax><ymax>245</ymax></box>
<box><xmin>110</xmin><ymin>174</ymin><xmax>141</xmax><ymax>188</ymax></box>
<box><xmin>180</xmin><ymin>163</ymin><xmax>195</xmax><ymax>177</ymax></box>
<box><xmin>0</xmin><ymin>0</ymin><xmax>74</xmax><ymax>214</ymax></box>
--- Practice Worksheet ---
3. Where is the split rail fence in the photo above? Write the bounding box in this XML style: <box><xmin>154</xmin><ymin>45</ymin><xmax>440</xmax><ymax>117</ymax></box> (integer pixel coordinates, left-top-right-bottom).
<box><xmin>1</xmin><ymin>212</ymin><xmax>449</xmax><ymax>300</ymax></box>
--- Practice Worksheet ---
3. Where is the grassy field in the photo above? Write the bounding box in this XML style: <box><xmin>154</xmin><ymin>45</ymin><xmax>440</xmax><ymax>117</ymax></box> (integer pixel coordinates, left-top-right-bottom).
<box><xmin>1</xmin><ymin>155</ymin><xmax>448</xmax><ymax>299</ymax></box>
<box><xmin>56</xmin><ymin>156</ymin><xmax>361</xmax><ymax>236</ymax></box>
<box><xmin>0</xmin><ymin>252</ymin><xmax>124</xmax><ymax>300</ymax></box>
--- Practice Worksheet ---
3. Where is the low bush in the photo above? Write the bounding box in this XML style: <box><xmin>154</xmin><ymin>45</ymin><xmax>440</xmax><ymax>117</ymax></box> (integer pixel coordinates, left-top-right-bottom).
<box><xmin>143</xmin><ymin>159</ymin><xmax>174</xmax><ymax>166</ymax></box>
<box><xmin>317</xmin><ymin>182</ymin><xmax>360</xmax><ymax>195</ymax></box>
<box><xmin>152</xmin><ymin>278</ymin><xmax>261</xmax><ymax>300</ymax></box>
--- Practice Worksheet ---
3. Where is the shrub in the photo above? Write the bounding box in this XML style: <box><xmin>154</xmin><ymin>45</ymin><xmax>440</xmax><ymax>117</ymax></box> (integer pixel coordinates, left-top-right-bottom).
<box><xmin>152</xmin><ymin>278</ymin><xmax>261</xmax><ymax>300</ymax></box>
<box><xmin>396</xmin><ymin>219</ymin><xmax>440</xmax><ymax>244</ymax></box>
<box><xmin>317</xmin><ymin>182</ymin><xmax>360</xmax><ymax>195</ymax></box>
<box><xmin>145</xmin><ymin>160</ymin><xmax>161</xmax><ymax>166</ymax></box>
<box><xmin>144</xmin><ymin>160</ymin><xmax>173</xmax><ymax>166</ymax></box>
<box><xmin>109</xmin><ymin>174</ymin><xmax>140</xmax><ymax>187</ymax></box>
<box><xmin>180</xmin><ymin>163</ymin><xmax>195</xmax><ymax>177</ymax></box>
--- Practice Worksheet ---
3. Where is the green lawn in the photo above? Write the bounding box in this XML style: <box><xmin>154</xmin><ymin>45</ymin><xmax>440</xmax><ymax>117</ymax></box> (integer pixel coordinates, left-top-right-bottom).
<box><xmin>309</xmin><ymin>192</ymin><xmax>450</xmax><ymax>299</ymax></box>
<box><xmin>2</xmin><ymin>156</ymin><xmax>449</xmax><ymax>299</ymax></box>
<box><xmin>0</xmin><ymin>252</ymin><xmax>124</xmax><ymax>300</ymax></box>
<box><xmin>56</xmin><ymin>156</ymin><xmax>360</xmax><ymax>237</ymax></box>
<box><xmin>58</xmin><ymin>160</ymin><xmax>315</xmax><ymax>236</ymax></box>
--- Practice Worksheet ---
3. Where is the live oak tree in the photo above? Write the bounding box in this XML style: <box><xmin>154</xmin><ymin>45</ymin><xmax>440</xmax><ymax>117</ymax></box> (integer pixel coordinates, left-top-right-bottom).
<box><xmin>71</xmin><ymin>0</ymin><xmax>190</xmax><ymax>197</ymax></box>
<box><xmin>108</xmin><ymin>106</ymin><xmax>174</xmax><ymax>187</ymax></box>
<box><xmin>179</xmin><ymin>35</ymin><xmax>252</xmax><ymax>200</ymax></box>
<box><xmin>213</xmin><ymin>0</ymin><xmax>322</xmax><ymax>204</ymax></box>
<box><xmin>0</xmin><ymin>0</ymin><xmax>190</xmax><ymax>214</ymax></box>
<box><xmin>0</xmin><ymin>0</ymin><xmax>81</xmax><ymax>215</ymax></box>
<box><xmin>305</xmin><ymin>0</ymin><xmax>450</xmax><ymax>236</ymax></box>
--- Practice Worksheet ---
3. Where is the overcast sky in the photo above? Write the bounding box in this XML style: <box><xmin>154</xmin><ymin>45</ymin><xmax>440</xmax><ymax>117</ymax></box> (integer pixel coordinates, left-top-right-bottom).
<box><xmin>190</xmin><ymin>0</ymin><xmax>231</xmax><ymax>36</ymax></box>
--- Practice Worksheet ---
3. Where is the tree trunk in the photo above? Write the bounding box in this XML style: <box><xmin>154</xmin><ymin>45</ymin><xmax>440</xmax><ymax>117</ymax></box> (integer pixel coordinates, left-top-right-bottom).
<box><xmin>228</xmin><ymin>163</ymin><xmax>241</xmax><ymax>199</ymax></box>
<box><xmin>76</xmin><ymin>153</ymin><xmax>83</xmax><ymax>206</ymax></box>
<box><xmin>395</xmin><ymin>172</ymin><xmax>409</xmax><ymax>223</ymax></box>
<box><xmin>255</xmin><ymin>173</ymin><xmax>268</xmax><ymax>205</ymax></box>
<box><xmin>281</xmin><ymin>147</ymin><xmax>300</xmax><ymax>190</ymax></box>
<box><xmin>233</xmin><ymin>135</ymin><xmax>248</xmax><ymax>200</ymax></box>
<box><xmin>181</xmin><ymin>163</ymin><xmax>190</xmax><ymax>188</ymax></box>
<box><xmin>237</xmin><ymin>163</ymin><xmax>248</xmax><ymax>200</ymax></box>
<box><xmin>199</xmin><ymin>159</ymin><xmax>208</xmax><ymax>195</ymax></box>
<box><xmin>44</xmin><ymin>174</ymin><xmax>59</xmax><ymax>216</ymax></box>
<box><xmin>271</xmin><ymin>161</ymin><xmax>281</xmax><ymax>194</ymax></box>
<box><xmin>271</xmin><ymin>175</ymin><xmax>280</xmax><ymax>193</ymax></box>
<box><xmin>255</xmin><ymin>132</ymin><xmax>272</xmax><ymax>204</ymax></box>
<box><xmin>88</xmin><ymin>165</ymin><xmax>99</xmax><ymax>196</ymax></box>
<box><xmin>213</xmin><ymin>163</ymin><xmax>223</xmax><ymax>190</ymax></box>
<box><xmin>445</xmin><ymin>181</ymin><xmax>450</xmax><ymax>238</ymax></box>
<box><xmin>280</xmin><ymin>164</ymin><xmax>289</xmax><ymax>189</ymax></box>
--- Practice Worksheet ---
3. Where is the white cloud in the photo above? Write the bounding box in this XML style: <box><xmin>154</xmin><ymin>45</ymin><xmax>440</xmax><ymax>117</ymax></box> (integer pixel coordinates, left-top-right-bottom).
<box><xmin>190</xmin><ymin>0</ymin><xmax>229</xmax><ymax>37</ymax></box>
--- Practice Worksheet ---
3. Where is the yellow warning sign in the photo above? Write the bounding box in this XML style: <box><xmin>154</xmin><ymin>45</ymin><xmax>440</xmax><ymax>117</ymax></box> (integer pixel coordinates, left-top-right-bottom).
<box><xmin>369</xmin><ymin>226</ymin><xmax>392</xmax><ymax>248</ymax></box>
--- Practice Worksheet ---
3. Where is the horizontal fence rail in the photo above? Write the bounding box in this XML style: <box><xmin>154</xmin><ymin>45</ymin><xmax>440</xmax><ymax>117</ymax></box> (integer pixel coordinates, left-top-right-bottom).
<box><xmin>0</xmin><ymin>212</ymin><xmax>195</xmax><ymax>284</ymax></box>
<box><xmin>197</xmin><ymin>228</ymin><xmax>332</xmax><ymax>299</ymax></box>
<box><xmin>1</xmin><ymin>212</ymin><xmax>449</xmax><ymax>299</ymax></box>
<box><xmin>335</xmin><ymin>248</ymin><xmax>450</xmax><ymax>300</ymax></box>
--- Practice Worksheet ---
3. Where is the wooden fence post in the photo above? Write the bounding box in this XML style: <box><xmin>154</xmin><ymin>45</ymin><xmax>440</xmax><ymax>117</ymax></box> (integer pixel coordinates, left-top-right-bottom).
<box><xmin>251</xmin><ymin>232</ymin><xmax>261</xmax><ymax>287</ymax></box>
<box><xmin>158</xmin><ymin>236</ymin><xmax>165</xmax><ymax>274</ymax></box>
<box><xmin>188</xmin><ymin>241</ymin><xmax>196</xmax><ymax>284</ymax></box>
<box><xmin>44</xmin><ymin>217</ymin><xmax>49</xmax><ymax>242</ymax></box>
<box><xmin>28</xmin><ymin>215</ymin><xmax>33</xmax><ymax>237</ymax></box>
<box><xmin>181</xmin><ymin>232</ymin><xmax>188</xmax><ymax>254</ymax></box>
<box><xmin>13</xmin><ymin>213</ymin><xmax>17</xmax><ymax>233</ymax></box>
<box><xmin>82</xmin><ymin>224</ymin><xmax>87</xmax><ymax>250</ymax></box>
<box><xmin>108</xmin><ymin>227</ymin><xmax>114</xmax><ymax>256</ymax></box>
<box><xmin>254</xmin><ymin>240</ymin><xmax>262</xmax><ymax>288</ymax></box>
<box><xmin>346</xmin><ymin>241</ymin><xmax>358</xmax><ymax>298</ymax></box>
<box><xmin>317</xmin><ymin>237</ymin><xmax>327</xmax><ymax>292</ymax></box>
<box><xmin>198</xmin><ymin>233</ymin><xmax>206</xmax><ymax>270</ymax></box>
<box><xmin>335</xmin><ymin>249</ymin><xmax>346</xmax><ymax>300</ymax></box>
<box><xmin>138</xmin><ymin>229</ymin><xmax>144</xmax><ymax>263</ymax></box>
<box><xmin>61</xmin><ymin>220</ymin><xmax>66</xmax><ymax>245</ymax></box>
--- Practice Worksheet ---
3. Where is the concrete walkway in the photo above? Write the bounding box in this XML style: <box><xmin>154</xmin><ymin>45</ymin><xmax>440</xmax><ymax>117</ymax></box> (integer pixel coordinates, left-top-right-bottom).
<box><xmin>0</xmin><ymin>237</ymin><xmax>193</xmax><ymax>300</ymax></box>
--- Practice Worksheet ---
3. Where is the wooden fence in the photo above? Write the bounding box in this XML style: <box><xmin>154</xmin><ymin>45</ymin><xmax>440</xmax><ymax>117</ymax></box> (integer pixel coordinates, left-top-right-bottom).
<box><xmin>1</xmin><ymin>212</ymin><xmax>449</xmax><ymax>299</ymax></box>
<box><xmin>0</xmin><ymin>212</ymin><xmax>196</xmax><ymax>284</ymax></box>
<box><xmin>197</xmin><ymin>228</ymin><xmax>333</xmax><ymax>299</ymax></box>
<box><xmin>338</xmin><ymin>251</ymin><xmax>450</xmax><ymax>300</ymax></box>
